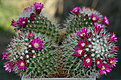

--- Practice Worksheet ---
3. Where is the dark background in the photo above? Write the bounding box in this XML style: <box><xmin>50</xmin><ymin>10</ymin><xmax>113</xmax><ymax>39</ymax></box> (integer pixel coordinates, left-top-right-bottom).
<box><xmin>0</xmin><ymin>0</ymin><xmax>121</xmax><ymax>80</ymax></box>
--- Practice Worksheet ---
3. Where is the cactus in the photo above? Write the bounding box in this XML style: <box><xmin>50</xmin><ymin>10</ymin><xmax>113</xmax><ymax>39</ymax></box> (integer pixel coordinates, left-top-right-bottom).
<box><xmin>2</xmin><ymin>2</ymin><xmax>59</xmax><ymax>78</ymax></box>
<box><xmin>2</xmin><ymin>3</ymin><xmax>119</xmax><ymax>79</ymax></box>
<box><xmin>62</xmin><ymin>7</ymin><xmax>118</xmax><ymax>78</ymax></box>
<box><xmin>64</xmin><ymin>7</ymin><xmax>108</xmax><ymax>34</ymax></box>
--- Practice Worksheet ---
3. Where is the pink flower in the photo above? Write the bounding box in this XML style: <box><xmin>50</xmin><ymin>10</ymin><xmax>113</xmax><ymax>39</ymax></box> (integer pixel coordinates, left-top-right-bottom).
<box><xmin>94</xmin><ymin>22</ymin><xmax>105</xmax><ymax>34</ymax></box>
<box><xmin>82</xmin><ymin>56</ymin><xmax>93</xmax><ymax>68</ymax></box>
<box><xmin>111</xmin><ymin>46</ymin><xmax>119</xmax><ymax>51</ymax></box>
<box><xmin>109</xmin><ymin>49</ymin><xmax>116</xmax><ymax>54</ymax></box>
<box><xmin>100</xmin><ymin>32</ymin><xmax>105</xmax><ymax>38</ymax></box>
<box><xmin>29</xmin><ymin>13</ymin><xmax>36</xmax><ymax>21</ymax></box>
<box><xmin>99</xmin><ymin>63</ymin><xmax>112</xmax><ymax>75</ymax></box>
<box><xmin>23</xmin><ymin>7</ymin><xmax>31</xmax><ymax>12</ymax></box>
<box><xmin>88</xmin><ymin>32</ymin><xmax>93</xmax><ymax>38</ymax></box>
<box><xmin>28</xmin><ymin>32</ymin><xmax>34</xmax><ymax>39</ymax></box>
<box><xmin>17</xmin><ymin>17</ymin><xmax>27</xmax><ymax>27</ymax></box>
<box><xmin>3</xmin><ymin>61</ymin><xmax>14</xmax><ymax>73</ymax></box>
<box><xmin>77</xmin><ymin>28</ymin><xmax>87</xmax><ymax>39</ymax></box>
<box><xmin>30</xmin><ymin>6</ymin><xmax>34</xmax><ymax>10</ymax></box>
<box><xmin>29</xmin><ymin>52</ymin><xmax>34</xmax><ymax>58</ymax></box>
<box><xmin>78</xmin><ymin>40</ymin><xmax>87</xmax><ymax>48</ymax></box>
<box><xmin>14</xmin><ymin>28</ymin><xmax>20</xmax><ymax>32</ymax></box>
<box><xmin>102</xmin><ymin>16</ymin><xmax>109</xmax><ymax>25</ymax></box>
<box><xmin>72</xmin><ymin>7</ymin><xmax>80</xmax><ymax>15</ymax></box>
<box><xmin>34</xmin><ymin>2</ymin><xmax>44</xmax><ymax>14</ymax></box>
<box><xmin>95</xmin><ymin>59</ymin><xmax>102</xmax><ymax>68</ymax></box>
<box><xmin>107</xmin><ymin>58</ymin><xmax>118</xmax><ymax>67</ymax></box>
<box><xmin>30</xmin><ymin>38</ymin><xmax>43</xmax><ymax>51</ymax></box>
<box><xmin>108</xmin><ymin>32</ymin><xmax>118</xmax><ymax>42</ymax></box>
<box><xmin>91</xmin><ymin>13</ymin><xmax>99</xmax><ymax>22</ymax></box>
<box><xmin>72</xmin><ymin>46</ymin><xmax>85</xmax><ymax>57</ymax></box>
<box><xmin>2</xmin><ymin>51</ymin><xmax>9</xmax><ymax>60</ymax></box>
<box><xmin>18</xmin><ymin>33</ymin><xmax>23</xmax><ymax>39</ymax></box>
<box><xmin>16</xmin><ymin>59</ymin><xmax>26</xmax><ymax>71</ymax></box>
<box><xmin>11</xmin><ymin>19</ymin><xmax>17</xmax><ymax>27</ymax></box>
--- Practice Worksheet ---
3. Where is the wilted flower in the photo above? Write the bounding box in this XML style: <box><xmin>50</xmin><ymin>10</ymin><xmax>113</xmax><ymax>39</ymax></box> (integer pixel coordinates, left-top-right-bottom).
<box><xmin>3</xmin><ymin>61</ymin><xmax>14</xmax><ymax>73</ymax></box>
<box><xmin>2</xmin><ymin>51</ymin><xmax>10</xmax><ymax>60</ymax></box>
<box><xmin>11</xmin><ymin>19</ymin><xmax>17</xmax><ymax>27</ymax></box>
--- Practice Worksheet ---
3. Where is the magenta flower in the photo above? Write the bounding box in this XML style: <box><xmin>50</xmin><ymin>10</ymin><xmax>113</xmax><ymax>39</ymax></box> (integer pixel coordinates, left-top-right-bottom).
<box><xmin>16</xmin><ymin>59</ymin><xmax>26</xmax><ymax>71</ymax></box>
<box><xmin>107</xmin><ymin>58</ymin><xmax>118</xmax><ymax>67</ymax></box>
<box><xmin>30</xmin><ymin>6</ymin><xmax>34</xmax><ymax>10</ymax></box>
<box><xmin>3</xmin><ymin>61</ymin><xmax>14</xmax><ymax>73</ymax></box>
<box><xmin>82</xmin><ymin>56</ymin><xmax>93</xmax><ymax>68</ymax></box>
<box><xmin>78</xmin><ymin>40</ymin><xmax>87</xmax><ymax>48</ymax></box>
<box><xmin>30</xmin><ymin>38</ymin><xmax>43</xmax><ymax>51</ymax></box>
<box><xmin>29</xmin><ymin>52</ymin><xmax>34</xmax><ymax>58</ymax></box>
<box><xmin>109</xmin><ymin>49</ymin><xmax>116</xmax><ymax>54</ymax></box>
<box><xmin>11</xmin><ymin>19</ymin><xmax>17</xmax><ymax>27</ymax></box>
<box><xmin>72</xmin><ymin>7</ymin><xmax>80</xmax><ymax>15</ymax></box>
<box><xmin>34</xmin><ymin>2</ymin><xmax>44</xmax><ymax>14</ymax></box>
<box><xmin>18</xmin><ymin>33</ymin><xmax>23</xmax><ymax>39</ymax></box>
<box><xmin>102</xmin><ymin>16</ymin><xmax>109</xmax><ymax>25</ymax></box>
<box><xmin>95</xmin><ymin>59</ymin><xmax>102</xmax><ymax>68</ymax></box>
<box><xmin>88</xmin><ymin>32</ymin><xmax>93</xmax><ymax>38</ymax></box>
<box><xmin>17</xmin><ymin>17</ymin><xmax>27</xmax><ymax>27</ymax></box>
<box><xmin>111</xmin><ymin>46</ymin><xmax>119</xmax><ymax>52</ymax></box>
<box><xmin>99</xmin><ymin>63</ymin><xmax>112</xmax><ymax>75</ymax></box>
<box><xmin>29</xmin><ymin>13</ymin><xmax>36</xmax><ymax>21</ymax></box>
<box><xmin>28</xmin><ymin>32</ymin><xmax>34</xmax><ymax>39</ymax></box>
<box><xmin>2</xmin><ymin>51</ymin><xmax>9</xmax><ymax>60</ymax></box>
<box><xmin>72</xmin><ymin>46</ymin><xmax>85</xmax><ymax>57</ymax></box>
<box><xmin>14</xmin><ymin>28</ymin><xmax>20</xmax><ymax>32</ymax></box>
<box><xmin>91</xmin><ymin>13</ymin><xmax>99</xmax><ymax>22</ymax></box>
<box><xmin>108</xmin><ymin>32</ymin><xmax>117</xmax><ymax>42</ymax></box>
<box><xmin>94</xmin><ymin>22</ymin><xmax>105</xmax><ymax>34</ymax></box>
<box><xmin>77</xmin><ymin>28</ymin><xmax>87</xmax><ymax>39</ymax></box>
<box><xmin>23</xmin><ymin>7</ymin><xmax>31</xmax><ymax>12</ymax></box>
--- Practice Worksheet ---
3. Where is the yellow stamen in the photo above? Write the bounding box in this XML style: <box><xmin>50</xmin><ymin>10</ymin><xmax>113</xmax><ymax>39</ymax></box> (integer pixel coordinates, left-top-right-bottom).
<box><xmin>22</xmin><ymin>21</ymin><xmax>25</xmax><ymax>24</ymax></box>
<box><xmin>111</xmin><ymin>35</ymin><xmax>115</xmax><ymax>38</ymax></box>
<box><xmin>78</xmin><ymin>50</ymin><xmax>83</xmax><ymax>55</ymax></box>
<box><xmin>110</xmin><ymin>61</ymin><xmax>114</xmax><ymax>63</ymax></box>
<box><xmin>86</xmin><ymin>58</ymin><xmax>90</xmax><ymax>63</ymax></box>
<box><xmin>97</xmin><ymin>61</ymin><xmax>100</xmax><ymax>64</ymax></box>
<box><xmin>34</xmin><ymin>43</ymin><xmax>39</xmax><ymax>48</ymax></box>
<box><xmin>20</xmin><ymin>62</ymin><xmax>24</xmax><ymax>67</ymax></box>
<box><xmin>37</xmin><ymin>7</ymin><xmax>41</xmax><ymax>9</ymax></box>
<box><xmin>75</xmin><ymin>10</ymin><xmax>77</xmax><ymax>12</ymax></box>
<box><xmin>81</xmin><ymin>43</ymin><xmax>85</xmax><ymax>47</ymax></box>
<box><xmin>102</xmin><ymin>66</ymin><xmax>105</xmax><ymax>70</ymax></box>
<box><xmin>93</xmin><ymin>17</ymin><xmax>96</xmax><ymax>20</ymax></box>
<box><xmin>80</xmin><ymin>33</ymin><xmax>85</xmax><ymax>36</ymax></box>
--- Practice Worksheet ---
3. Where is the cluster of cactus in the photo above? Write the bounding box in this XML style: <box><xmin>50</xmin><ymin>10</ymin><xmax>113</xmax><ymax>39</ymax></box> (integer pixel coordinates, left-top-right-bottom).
<box><xmin>62</xmin><ymin>7</ymin><xmax>119</xmax><ymax>77</ymax></box>
<box><xmin>2</xmin><ymin>2</ymin><xmax>59</xmax><ymax>78</ymax></box>
<box><xmin>2</xmin><ymin>2</ymin><xmax>119</xmax><ymax>78</ymax></box>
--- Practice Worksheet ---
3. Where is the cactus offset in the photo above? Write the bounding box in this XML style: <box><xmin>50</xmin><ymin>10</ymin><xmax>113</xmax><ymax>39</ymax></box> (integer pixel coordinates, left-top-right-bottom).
<box><xmin>62</xmin><ymin>7</ymin><xmax>118</xmax><ymax>78</ymax></box>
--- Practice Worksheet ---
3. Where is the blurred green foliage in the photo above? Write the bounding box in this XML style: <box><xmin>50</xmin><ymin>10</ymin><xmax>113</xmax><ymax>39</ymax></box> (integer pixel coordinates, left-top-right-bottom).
<box><xmin>0</xmin><ymin>0</ymin><xmax>40</xmax><ymax>33</ymax></box>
